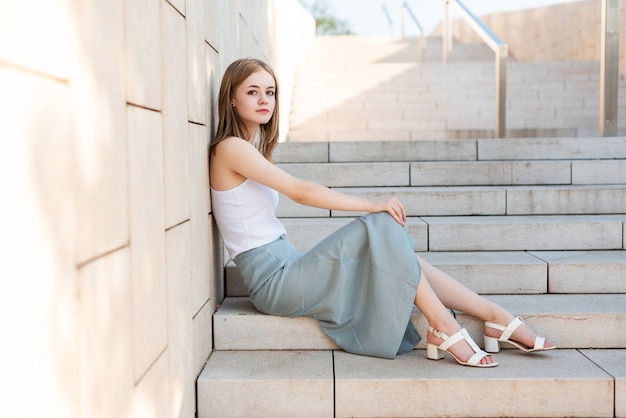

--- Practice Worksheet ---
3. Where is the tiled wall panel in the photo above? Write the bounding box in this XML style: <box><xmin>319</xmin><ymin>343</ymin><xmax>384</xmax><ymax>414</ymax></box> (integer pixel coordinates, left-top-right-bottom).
<box><xmin>162</xmin><ymin>2</ymin><xmax>191</xmax><ymax>228</ymax></box>
<box><xmin>166</xmin><ymin>222</ymin><xmax>195</xmax><ymax>418</ymax></box>
<box><xmin>126</xmin><ymin>0</ymin><xmax>162</xmax><ymax>109</ymax></box>
<box><xmin>73</xmin><ymin>0</ymin><xmax>128</xmax><ymax>264</ymax></box>
<box><xmin>189</xmin><ymin>122</ymin><xmax>211</xmax><ymax>315</ymax></box>
<box><xmin>127</xmin><ymin>105</ymin><xmax>168</xmax><ymax>380</ymax></box>
<box><xmin>78</xmin><ymin>249</ymin><xmax>134</xmax><ymax>418</ymax></box>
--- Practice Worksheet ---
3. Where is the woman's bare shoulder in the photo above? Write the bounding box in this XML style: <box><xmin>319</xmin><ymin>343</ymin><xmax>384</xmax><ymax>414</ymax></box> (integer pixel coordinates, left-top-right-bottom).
<box><xmin>215</xmin><ymin>136</ymin><xmax>249</xmax><ymax>150</ymax></box>
<box><xmin>210</xmin><ymin>138</ymin><xmax>250</xmax><ymax>190</ymax></box>
<box><xmin>212</xmin><ymin>137</ymin><xmax>250</xmax><ymax>161</ymax></box>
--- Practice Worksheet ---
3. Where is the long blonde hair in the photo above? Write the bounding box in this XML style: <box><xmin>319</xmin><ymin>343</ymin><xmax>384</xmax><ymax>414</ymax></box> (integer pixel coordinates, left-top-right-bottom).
<box><xmin>211</xmin><ymin>58</ymin><xmax>280</xmax><ymax>161</ymax></box>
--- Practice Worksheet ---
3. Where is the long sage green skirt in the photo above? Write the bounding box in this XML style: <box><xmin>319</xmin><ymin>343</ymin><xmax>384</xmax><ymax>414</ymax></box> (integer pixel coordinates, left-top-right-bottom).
<box><xmin>234</xmin><ymin>212</ymin><xmax>422</xmax><ymax>359</ymax></box>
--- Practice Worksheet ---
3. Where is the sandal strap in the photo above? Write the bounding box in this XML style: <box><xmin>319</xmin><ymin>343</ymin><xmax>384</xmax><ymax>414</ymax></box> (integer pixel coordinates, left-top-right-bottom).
<box><xmin>428</xmin><ymin>326</ymin><xmax>452</xmax><ymax>345</ymax></box>
<box><xmin>467</xmin><ymin>350</ymin><xmax>491</xmax><ymax>366</ymax></box>
<box><xmin>437</xmin><ymin>329</ymin><xmax>465</xmax><ymax>351</ymax></box>
<box><xmin>460</xmin><ymin>328</ymin><xmax>482</xmax><ymax>353</ymax></box>
<box><xmin>430</xmin><ymin>326</ymin><xmax>494</xmax><ymax>366</ymax></box>
<box><xmin>449</xmin><ymin>329</ymin><xmax>490</xmax><ymax>366</ymax></box>
<box><xmin>533</xmin><ymin>336</ymin><xmax>546</xmax><ymax>350</ymax></box>
<box><xmin>433</xmin><ymin>328</ymin><xmax>480</xmax><ymax>354</ymax></box>
<box><xmin>486</xmin><ymin>316</ymin><xmax>524</xmax><ymax>342</ymax></box>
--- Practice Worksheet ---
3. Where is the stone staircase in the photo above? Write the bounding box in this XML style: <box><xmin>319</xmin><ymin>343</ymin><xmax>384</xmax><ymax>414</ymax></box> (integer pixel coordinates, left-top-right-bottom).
<box><xmin>198</xmin><ymin>137</ymin><xmax>626</xmax><ymax>417</ymax></box>
<box><xmin>287</xmin><ymin>36</ymin><xmax>626</xmax><ymax>141</ymax></box>
<box><xmin>197</xmin><ymin>36</ymin><xmax>626</xmax><ymax>417</ymax></box>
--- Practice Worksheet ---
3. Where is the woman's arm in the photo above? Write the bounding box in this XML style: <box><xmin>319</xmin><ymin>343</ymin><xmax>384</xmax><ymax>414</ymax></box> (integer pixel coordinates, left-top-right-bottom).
<box><xmin>214</xmin><ymin>138</ymin><xmax>407</xmax><ymax>225</ymax></box>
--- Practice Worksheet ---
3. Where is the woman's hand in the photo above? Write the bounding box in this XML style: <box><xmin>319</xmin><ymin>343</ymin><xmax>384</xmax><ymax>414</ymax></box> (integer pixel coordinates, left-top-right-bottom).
<box><xmin>371</xmin><ymin>197</ymin><xmax>407</xmax><ymax>226</ymax></box>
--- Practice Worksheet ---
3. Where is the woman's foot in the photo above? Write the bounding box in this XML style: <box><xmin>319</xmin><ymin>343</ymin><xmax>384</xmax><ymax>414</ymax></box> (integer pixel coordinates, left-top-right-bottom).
<box><xmin>427</xmin><ymin>325</ymin><xmax>497</xmax><ymax>367</ymax></box>
<box><xmin>484</xmin><ymin>316</ymin><xmax>556</xmax><ymax>353</ymax></box>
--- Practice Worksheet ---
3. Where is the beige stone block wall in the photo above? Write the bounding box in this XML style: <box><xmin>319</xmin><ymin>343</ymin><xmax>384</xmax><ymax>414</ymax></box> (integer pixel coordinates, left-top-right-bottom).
<box><xmin>435</xmin><ymin>0</ymin><xmax>626</xmax><ymax>74</ymax></box>
<box><xmin>0</xmin><ymin>1</ymin><xmax>314</xmax><ymax>418</ymax></box>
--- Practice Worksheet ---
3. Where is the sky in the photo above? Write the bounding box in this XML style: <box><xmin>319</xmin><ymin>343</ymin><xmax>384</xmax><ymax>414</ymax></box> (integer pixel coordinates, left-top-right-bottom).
<box><xmin>299</xmin><ymin>0</ymin><xmax>582</xmax><ymax>36</ymax></box>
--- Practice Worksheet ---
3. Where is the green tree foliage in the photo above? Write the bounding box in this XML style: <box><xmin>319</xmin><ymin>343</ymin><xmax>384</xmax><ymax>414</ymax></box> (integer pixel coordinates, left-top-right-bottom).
<box><xmin>301</xmin><ymin>0</ymin><xmax>354</xmax><ymax>35</ymax></box>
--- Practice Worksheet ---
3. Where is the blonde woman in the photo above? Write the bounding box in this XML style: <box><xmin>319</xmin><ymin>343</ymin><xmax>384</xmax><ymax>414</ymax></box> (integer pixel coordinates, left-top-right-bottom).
<box><xmin>209</xmin><ymin>58</ymin><xmax>555</xmax><ymax>367</ymax></box>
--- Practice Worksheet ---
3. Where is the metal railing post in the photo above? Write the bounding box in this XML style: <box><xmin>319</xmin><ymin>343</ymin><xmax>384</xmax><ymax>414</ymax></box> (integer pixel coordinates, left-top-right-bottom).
<box><xmin>381</xmin><ymin>4</ymin><xmax>394</xmax><ymax>38</ymax></box>
<box><xmin>600</xmin><ymin>0</ymin><xmax>620</xmax><ymax>136</ymax></box>
<box><xmin>443</xmin><ymin>0</ymin><xmax>451</xmax><ymax>62</ymax></box>
<box><xmin>443</xmin><ymin>0</ymin><xmax>508</xmax><ymax>137</ymax></box>
<box><xmin>401</xmin><ymin>5</ymin><xmax>407</xmax><ymax>38</ymax></box>
<box><xmin>401</xmin><ymin>1</ymin><xmax>427</xmax><ymax>63</ymax></box>
<box><xmin>419</xmin><ymin>33</ymin><xmax>426</xmax><ymax>64</ymax></box>
<box><xmin>495</xmin><ymin>45</ymin><xmax>508</xmax><ymax>138</ymax></box>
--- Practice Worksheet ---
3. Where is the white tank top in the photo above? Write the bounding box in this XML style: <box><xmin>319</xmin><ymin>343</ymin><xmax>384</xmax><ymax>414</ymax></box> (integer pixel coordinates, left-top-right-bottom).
<box><xmin>211</xmin><ymin>179</ymin><xmax>287</xmax><ymax>259</ymax></box>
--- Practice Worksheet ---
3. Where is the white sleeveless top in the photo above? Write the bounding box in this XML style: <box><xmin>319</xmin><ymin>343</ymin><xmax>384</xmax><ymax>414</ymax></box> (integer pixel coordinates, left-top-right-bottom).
<box><xmin>211</xmin><ymin>179</ymin><xmax>287</xmax><ymax>259</ymax></box>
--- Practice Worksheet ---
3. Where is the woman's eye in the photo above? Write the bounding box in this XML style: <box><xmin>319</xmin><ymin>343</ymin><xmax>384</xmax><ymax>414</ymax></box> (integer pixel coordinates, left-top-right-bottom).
<box><xmin>247</xmin><ymin>90</ymin><xmax>257</xmax><ymax>95</ymax></box>
<box><xmin>267</xmin><ymin>91</ymin><xmax>275</xmax><ymax>96</ymax></box>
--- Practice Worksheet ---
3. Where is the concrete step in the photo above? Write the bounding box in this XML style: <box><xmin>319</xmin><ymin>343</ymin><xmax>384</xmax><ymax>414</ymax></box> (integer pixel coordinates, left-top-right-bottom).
<box><xmin>273</xmin><ymin>137</ymin><xmax>626</xmax><ymax>163</ymax></box>
<box><xmin>274</xmin><ymin>215</ymin><xmax>622</xmax><ymax>253</ymax></box>
<box><xmin>422</xmin><ymin>215</ymin><xmax>623</xmax><ymax>251</ymax></box>
<box><xmin>225</xmin><ymin>250</ymin><xmax>626</xmax><ymax>297</ymax></box>
<box><xmin>279</xmin><ymin>160</ymin><xmax>560</xmax><ymax>186</ymax></box>
<box><xmin>424</xmin><ymin>250</ymin><xmax>626</xmax><ymax>294</ymax></box>
<box><xmin>198</xmin><ymin>350</ymin><xmax>334</xmax><ymax>418</ymax></box>
<box><xmin>506</xmin><ymin>185</ymin><xmax>626</xmax><ymax>214</ymax></box>
<box><xmin>197</xmin><ymin>348</ymin><xmax>624</xmax><ymax>417</ymax></box>
<box><xmin>287</xmin><ymin>121</ymin><xmax>626</xmax><ymax>142</ymax></box>
<box><xmin>278</xmin><ymin>159</ymin><xmax>626</xmax><ymax>187</ymax></box>
<box><xmin>213</xmin><ymin>294</ymin><xmax>626</xmax><ymax>351</ymax></box>
<box><xmin>276</xmin><ymin>185</ymin><xmax>626</xmax><ymax>217</ymax></box>
<box><xmin>528</xmin><ymin>250</ymin><xmax>626</xmax><ymax>293</ymax></box>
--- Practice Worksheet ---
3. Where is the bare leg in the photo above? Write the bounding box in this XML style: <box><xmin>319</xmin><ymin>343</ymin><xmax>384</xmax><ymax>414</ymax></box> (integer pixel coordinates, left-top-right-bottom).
<box><xmin>417</xmin><ymin>255</ymin><xmax>555</xmax><ymax>350</ymax></box>
<box><xmin>417</xmin><ymin>256</ymin><xmax>512</xmax><ymax>323</ymax></box>
<box><xmin>414</xmin><ymin>270</ymin><xmax>496</xmax><ymax>365</ymax></box>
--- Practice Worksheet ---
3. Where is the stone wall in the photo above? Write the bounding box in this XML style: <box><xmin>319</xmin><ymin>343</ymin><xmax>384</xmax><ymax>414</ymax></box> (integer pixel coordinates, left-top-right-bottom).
<box><xmin>434</xmin><ymin>0</ymin><xmax>625</xmax><ymax>73</ymax></box>
<box><xmin>0</xmin><ymin>1</ymin><xmax>313</xmax><ymax>417</ymax></box>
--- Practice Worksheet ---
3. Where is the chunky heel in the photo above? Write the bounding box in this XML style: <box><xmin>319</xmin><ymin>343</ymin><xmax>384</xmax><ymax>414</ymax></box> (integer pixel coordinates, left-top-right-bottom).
<box><xmin>426</xmin><ymin>343</ymin><xmax>445</xmax><ymax>360</ymax></box>
<box><xmin>483</xmin><ymin>335</ymin><xmax>500</xmax><ymax>353</ymax></box>
<box><xmin>426</xmin><ymin>326</ymin><xmax>497</xmax><ymax>368</ymax></box>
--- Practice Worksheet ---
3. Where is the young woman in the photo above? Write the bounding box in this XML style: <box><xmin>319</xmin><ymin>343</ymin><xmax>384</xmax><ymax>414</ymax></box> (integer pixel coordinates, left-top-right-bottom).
<box><xmin>209</xmin><ymin>58</ymin><xmax>555</xmax><ymax>367</ymax></box>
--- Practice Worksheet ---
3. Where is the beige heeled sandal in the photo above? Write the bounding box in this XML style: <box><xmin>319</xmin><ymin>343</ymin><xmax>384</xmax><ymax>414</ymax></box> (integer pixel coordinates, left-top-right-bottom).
<box><xmin>426</xmin><ymin>326</ymin><xmax>498</xmax><ymax>368</ymax></box>
<box><xmin>484</xmin><ymin>316</ymin><xmax>556</xmax><ymax>353</ymax></box>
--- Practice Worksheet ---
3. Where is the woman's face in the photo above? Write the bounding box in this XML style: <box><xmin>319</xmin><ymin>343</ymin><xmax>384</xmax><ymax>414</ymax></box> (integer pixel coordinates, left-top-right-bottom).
<box><xmin>232</xmin><ymin>69</ymin><xmax>276</xmax><ymax>134</ymax></box>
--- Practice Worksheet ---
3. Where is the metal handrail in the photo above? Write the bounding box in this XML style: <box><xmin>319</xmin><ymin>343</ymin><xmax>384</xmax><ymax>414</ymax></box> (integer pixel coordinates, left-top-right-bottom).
<box><xmin>600</xmin><ymin>0</ymin><xmax>620</xmax><ymax>136</ymax></box>
<box><xmin>401</xmin><ymin>1</ymin><xmax>426</xmax><ymax>63</ymax></box>
<box><xmin>381</xmin><ymin>4</ymin><xmax>393</xmax><ymax>37</ymax></box>
<box><xmin>443</xmin><ymin>0</ymin><xmax>508</xmax><ymax>138</ymax></box>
